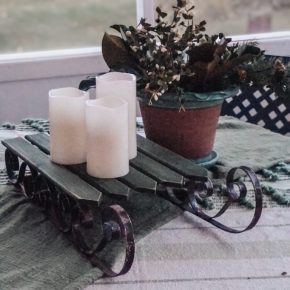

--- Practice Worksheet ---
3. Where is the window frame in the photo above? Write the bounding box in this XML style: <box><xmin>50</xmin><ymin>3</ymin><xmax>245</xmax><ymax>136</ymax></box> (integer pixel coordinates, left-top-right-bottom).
<box><xmin>0</xmin><ymin>0</ymin><xmax>289</xmax><ymax>83</ymax></box>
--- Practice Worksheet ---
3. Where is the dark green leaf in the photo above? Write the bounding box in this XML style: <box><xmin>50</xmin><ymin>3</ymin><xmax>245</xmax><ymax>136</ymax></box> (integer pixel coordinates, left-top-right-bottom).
<box><xmin>140</xmin><ymin>18</ymin><xmax>152</xmax><ymax>29</ymax></box>
<box><xmin>110</xmin><ymin>24</ymin><xmax>122</xmax><ymax>33</ymax></box>
<box><xmin>199</xmin><ymin>20</ymin><xmax>207</xmax><ymax>26</ymax></box>
<box><xmin>242</xmin><ymin>45</ymin><xmax>261</xmax><ymax>56</ymax></box>
<box><xmin>173</xmin><ymin>11</ymin><xmax>179</xmax><ymax>22</ymax></box>
<box><xmin>182</xmin><ymin>13</ymin><xmax>193</xmax><ymax>20</ymax></box>
<box><xmin>110</xmin><ymin>24</ymin><xmax>128</xmax><ymax>34</ymax></box>
<box><xmin>129</xmin><ymin>26</ymin><xmax>136</xmax><ymax>32</ymax></box>
<box><xmin>177</xmin><ymin>0</ymin><xmax>186</xmax><ymax>8</ymax></box>
<box><xmin>156</xmin><ymin>7</ymin><xmax>167</xmax><ymax>18</ymax></box>
<box><xmin>211</xmin><ymin>35</ymin><xmax>218</xmax><ymax>42</ymax></box>
<box><xmin>187</xmin><ymin>5</ymin><xmax>195</xmax><ymax>12</ymax></box>
<box><xmin>175</xmin><ymin>16</ymin><xmax>181</xmax><ymax>23</ymax></box>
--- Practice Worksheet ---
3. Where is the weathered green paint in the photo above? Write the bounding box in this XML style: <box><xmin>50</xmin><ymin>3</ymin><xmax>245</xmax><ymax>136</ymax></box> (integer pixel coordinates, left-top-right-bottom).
<box><xmin>130</xmin><ymin>151</ymin><xmax>184</xmax><ymax>185</ymax></box>
<box><xmin>26</xmin><ymin>133</ymin><xmax>50</xmax><ymax>154</ymax></box>
<box><xmin>26</xmin><ymin>134</ymin><xmax>159</xmax><ymax>196</ymax></box>
<box><xmin>136</xmin><ymin>135</ymin><xmax>208</xmax><ymax>179</ymax></box>
<box><xmin>2</xmin><ymin>137</ymin><xmax>103</xmax><ymax>205</ymax></box>
<box><xmin>118</xmin><ymin>166</ymin><xmax>157</xmax><ymax>194</ymax></box>
<box><xmin>25</xmin><ymin>133</ymin><xmax>209</xmax><ymax>196</ymax></box>
<box><xmin>68</xmin><ymin>163</ymin><xmax>131</xmax><ymax>199</ymax></box>
<box><xmin>25</xmin><ymin>134</ymin><xmax>133</xmax><ymax>199</ymax></box>
<box><xmin>26</xmin><ymin>133</ymin><xmax>158</xmax><ymax>194</ymax></box>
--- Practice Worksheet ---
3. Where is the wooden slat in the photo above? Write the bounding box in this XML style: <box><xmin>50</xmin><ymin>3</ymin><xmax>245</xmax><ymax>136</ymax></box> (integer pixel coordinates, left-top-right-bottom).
<box><xmin>26</xmin><ymin>133</ymin><xmax>50</xmax><ymax>154</ymax></box>
<box><xmin>1</xmin><ymin>138</ymin><xmax>102</xmax><ymax>205</ymax></box>
<box><xmin>130</xmin><ymin>151</ymin><xmax>184</xmax><ymax>185</ymax></box>
<box><xmin>118</xmin><ymin>167</ymin><xmax>157</xmax><ymax>193</ymax></box>
<box><xmin>26</xmin><ymin>134</ymin><xmax>157</xmax><ymax>195</ymax></box>
<box><xmin>137</xmin><ymin>134</ymin><xmax>208</xmax><ymax>179</ymax></box>
<box><xmin>67</xmin><ymin>164</ymin><xmax>131</xmax><ymax>199</ymax></box>
<box><xmin>26</xmin><ymin>133</ymin><xmax>206</xmax><ymax>192</ymax></box>
<box><xmin>27</xmin><ymin>133</ymin><xmax>183</xmax><ymax>187</ymax></box>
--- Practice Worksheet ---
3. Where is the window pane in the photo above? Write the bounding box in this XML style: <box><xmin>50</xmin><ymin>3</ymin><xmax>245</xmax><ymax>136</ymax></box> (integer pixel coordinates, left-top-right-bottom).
<box><xmin>0</xmin><ymin>0</ymin><xmax>136</xmax><ymax>53</ymax></box>
<box><xmin>154</xmin><ymin>0</ymin><xmax>290</xmax><ymax>35</ymax></box>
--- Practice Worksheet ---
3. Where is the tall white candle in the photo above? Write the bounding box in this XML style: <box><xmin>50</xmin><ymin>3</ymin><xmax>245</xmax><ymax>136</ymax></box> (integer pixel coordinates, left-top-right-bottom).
<box><xmin>96</xmin><ymin>72</ymin><xmax>137</xmax><ymax>159</ymax></box>
<box><xmin>86</xmin><ymin>97</ymin><xmax>129</xmax><ymax>178</ymax></box>
<box><xmin>49</xmin><ymin>87</ymin><xmax>88</xmax><ymax>165</ymax></box>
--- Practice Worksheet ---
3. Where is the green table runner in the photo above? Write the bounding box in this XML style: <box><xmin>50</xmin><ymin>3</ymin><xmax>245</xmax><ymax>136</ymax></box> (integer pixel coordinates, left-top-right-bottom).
<box><xmin>0</xmin><ymin>116</ymin><xmax>290</xmax><ymax>289</ymax></box>
<box><xmin>0</xmin><ymin>185</ymin><xmax>180</xmax><ymax>290</ymax></box>
<box><xmin>213</xmin><ymin>116</ymin><xmax>290</xmax><ymax>178</ymax></box>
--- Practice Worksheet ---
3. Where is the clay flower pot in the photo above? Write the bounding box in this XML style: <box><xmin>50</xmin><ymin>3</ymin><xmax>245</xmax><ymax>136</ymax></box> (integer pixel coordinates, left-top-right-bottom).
<box><xmin>139</xmin><ymin>87</ymin><xmax>239</xmax><ymax>161</ymax></box>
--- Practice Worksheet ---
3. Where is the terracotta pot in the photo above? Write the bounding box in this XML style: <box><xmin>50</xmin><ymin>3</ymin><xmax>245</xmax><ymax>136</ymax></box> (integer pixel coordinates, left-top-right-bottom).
<box><xmin>139</xmin><ymin>87</ymin><xmax>239</xmax><ymax>159</ymax></box>
<box><xmin>140</xmin><ymin>102</ymin><xmax>222</xmax><ymax>158</ymax></box>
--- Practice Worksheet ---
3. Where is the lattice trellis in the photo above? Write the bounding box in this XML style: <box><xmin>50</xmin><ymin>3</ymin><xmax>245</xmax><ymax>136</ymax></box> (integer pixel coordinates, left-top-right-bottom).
<box><xmin>221</xmin><ymin>55</ymin><xmax>290</xmax><ymax>136</ymax></box>
<box><xmin>221</xmin><ymin>85</ymin><xmax>290</xmax><ymax>136</ymax></box>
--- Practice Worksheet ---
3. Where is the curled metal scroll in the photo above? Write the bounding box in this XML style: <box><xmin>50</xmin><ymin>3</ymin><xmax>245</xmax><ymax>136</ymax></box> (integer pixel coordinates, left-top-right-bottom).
<box><xmin>89</xmin><ymin>205</ymin><xmax>135</xmax><ymax>277</ymax></box>
<box><xmin>160</xmin><ymin>166</ymin><xmax>263</xmax><ymax>233</ymax></box>
<box><xmin>4</xmin><ymin>148</ymin><xmax>135</xmax><ymax>277</ymax></box>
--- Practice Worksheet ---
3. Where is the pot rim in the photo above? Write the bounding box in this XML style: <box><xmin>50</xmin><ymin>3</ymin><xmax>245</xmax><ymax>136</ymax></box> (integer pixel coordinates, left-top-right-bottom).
<box><xmin>138</xmin><ymin>86</ymin><xmax>239</xmax><ymax>109</ymax></box>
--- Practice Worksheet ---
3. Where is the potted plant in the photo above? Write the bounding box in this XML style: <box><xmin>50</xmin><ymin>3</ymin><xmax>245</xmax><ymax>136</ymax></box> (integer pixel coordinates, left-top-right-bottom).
<box><xmin>101</xmin><ymin>0</ymin><xmax>289</xmax><ymax>162</ymax></box>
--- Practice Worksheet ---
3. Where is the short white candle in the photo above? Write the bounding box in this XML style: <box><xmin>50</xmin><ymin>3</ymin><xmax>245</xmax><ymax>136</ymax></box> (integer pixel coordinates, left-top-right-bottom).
<box><xmin>86</xmin><ymin>97</ymin><xmax>129</xmax><ymax>178</ymax></box>
<box><xmin>49</xmin><ymin>87</ymin><xmax>88</xmax><ymax>165</ymax></box>
<box><xmin>96</xmin><ymin>72</ymin><xmax>137</xmax><ymax>159</ymax></box>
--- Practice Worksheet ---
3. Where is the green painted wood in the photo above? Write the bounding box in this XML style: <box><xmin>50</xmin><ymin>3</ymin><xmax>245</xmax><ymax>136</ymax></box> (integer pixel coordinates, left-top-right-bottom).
<box><xmin>26</xmin><ymin>134</ymin><xmax>157</xmax><ymax>195</ymax></box>
<box><xmin>2</xmin><ymin>138</ymin><xmax>102</xmax><ymax>205</ymax></box>
<box><xmin>26</xmin><ymin>133</ymin><xmax>206</xmax><ymax>193</ymax></box>
<box><xmin>26</xmin><ymin>134</ymin><xmax>184</xmax><ymax>186</ymax></box>
<box><xmin>118</xmin><ymin>167</ymin><xmax>157</xmax><ymax>193</ymax></box>
<box><xmin>130</xmin><ymin>151</ymin><xmax>184</xmax><ymax>185</ymax></box>
<box><xmin>137</xmin><ymin>134</ymin><xmax>208</xmax><ymax>179</ymax></box>
<box><xmin>26</xmin><ymin>133</ymin><xmax>50</xmax><ymax>154</ymax></box>
<box><xmin>67</xmin><ymin>164</ymin><xmax>131</xmax><ymax>199</ymax></box>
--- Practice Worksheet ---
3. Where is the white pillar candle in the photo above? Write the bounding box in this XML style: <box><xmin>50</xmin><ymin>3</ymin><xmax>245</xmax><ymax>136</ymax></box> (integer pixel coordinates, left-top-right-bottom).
<box><xmin>96</xmin><ymin>72</ymin><xmax>137</xmax><ymax>159</ymax></box>
<box><xmin>86</xmin><ymin>97</ymin><xmax>129</xmax><ymax>178</ymax></box>
<box><xmin>49</xmin><ymin>87</ymin><xmax>88</xmax><ymax>165</ymax></box>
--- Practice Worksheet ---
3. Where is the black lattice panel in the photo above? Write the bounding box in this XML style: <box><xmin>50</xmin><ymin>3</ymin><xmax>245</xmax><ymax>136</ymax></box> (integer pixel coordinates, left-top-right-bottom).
<box><xmin>221</xmin><ymin>85</ymin><xmax>290</xmax><ymax>136</ymax></box>
<box><xmin>221</xmin><ymin>55</ymin><xmax>290</xmax><ymax>136</ymax></box>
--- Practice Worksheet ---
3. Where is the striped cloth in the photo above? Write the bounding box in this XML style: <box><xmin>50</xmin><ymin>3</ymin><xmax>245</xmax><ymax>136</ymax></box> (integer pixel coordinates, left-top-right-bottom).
<box><xmin>88</xmin><ymin>208</ymin><xmax>290</xmax><ymax>290</ymax></box>
<box><xmin>87</xmin><ymin>117</ymin><xmax>290</xmax><ymax>289</ymax></box>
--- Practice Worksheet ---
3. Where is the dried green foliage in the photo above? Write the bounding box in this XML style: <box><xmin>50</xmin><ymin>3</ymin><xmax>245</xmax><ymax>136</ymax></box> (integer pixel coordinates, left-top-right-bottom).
<box><xmin>102</xmin><ymin>0</ymin><xmax>290</xmax><ymax>103</ymax></box>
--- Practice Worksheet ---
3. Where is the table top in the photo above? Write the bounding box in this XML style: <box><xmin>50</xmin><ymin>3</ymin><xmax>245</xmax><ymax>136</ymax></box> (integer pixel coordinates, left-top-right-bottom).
<box><xmin>1</xmin><ymin>122</ymin><xmax>290</xmax><ymax>290</ymax></box>
<box><xmin>87</xmin><ymin>207</ymin><xmax>290</xmax><ymax>290</ymax></box>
